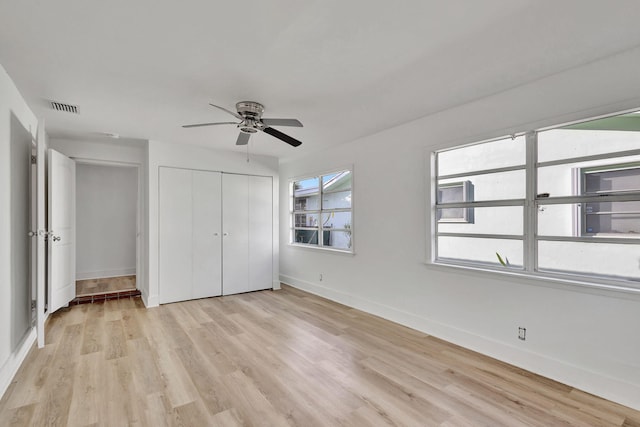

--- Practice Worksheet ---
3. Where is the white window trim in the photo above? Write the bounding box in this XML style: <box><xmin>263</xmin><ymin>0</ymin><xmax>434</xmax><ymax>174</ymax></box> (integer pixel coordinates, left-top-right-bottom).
<box><xmin>430</xmin><ymin>121</ymin><xmax>640</xmax><ymax>293</ymax></box>
<box><xmin>289</xmin><ymin>167</ymin><xmax>354</xmax><ymax>254</ymax></box>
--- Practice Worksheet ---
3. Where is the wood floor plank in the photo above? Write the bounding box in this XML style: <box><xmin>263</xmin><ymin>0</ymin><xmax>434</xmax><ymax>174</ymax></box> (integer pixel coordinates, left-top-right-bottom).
<box><xmin>30</xmin><ymin>323</ymin><xmax>82</xmax><ymax>426</ymax></box>
<box><xmin>1</xmin><ymin>288</ymin><xmax>638</xmax><ymax>426</ymax></box>
<box><xmin>67</xmin><ymin>352</ymin><xmax>104</xmax><ymax>426</ymax></box>
<box><xmin>3</xmin><ymin>403</ymin><xmax>36</xmax><ymax>427</ymax></box>
<box><xmin>104</xmin><ymin>319</ymin><xmax>127</xmax><ymax>360</ymax></box>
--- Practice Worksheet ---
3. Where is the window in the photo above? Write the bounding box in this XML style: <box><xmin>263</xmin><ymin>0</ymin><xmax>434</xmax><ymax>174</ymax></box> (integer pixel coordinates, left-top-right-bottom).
<box><xmin>433</xmin><ymin>110</ymin><xmax>640</xmax><ymax>289</ymax></box>
<box><xmin>578</xmin><ymin>165</ymin><xmax>640</xmax><ymax>236</ymax></box>
<box><xmin>290</xmin><ymin>169</ymin><xmax>352</xmax><ymax>252</ymax></box>
<box><xmin>437</xmin><ymin>181</ymin><xmax>473</xmax><ymax>223</ymax></box>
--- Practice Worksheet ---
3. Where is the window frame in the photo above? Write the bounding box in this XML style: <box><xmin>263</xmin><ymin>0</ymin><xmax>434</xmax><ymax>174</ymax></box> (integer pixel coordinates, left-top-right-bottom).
<box><xmin>289</xmin><ymin>167</ymin><xmax>354</xmax><ymax>253</ymax></box>
<box><xmin>431</xmin><ymin>117</ymin><xmax>640</xmax><ymax>292</ymax></box>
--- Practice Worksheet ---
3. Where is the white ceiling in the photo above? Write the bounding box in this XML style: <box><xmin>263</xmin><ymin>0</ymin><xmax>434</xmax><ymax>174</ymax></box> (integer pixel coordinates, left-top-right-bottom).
<box><xmin>2</xmin><ymin>1</ymin><xmax>640</xmax><ymax>160</ymax></box>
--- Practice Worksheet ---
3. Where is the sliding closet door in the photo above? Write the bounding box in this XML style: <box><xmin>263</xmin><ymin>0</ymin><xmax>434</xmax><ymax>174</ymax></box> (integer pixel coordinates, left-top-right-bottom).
<box><xmin>222</xmin><ymin>173</ymin><xmax>250</xmax><ymax>295</ymax></box>
<box><xmin>249</xmin><ymin>175</ymin><xmax>272</xmax><ymax>291</ymax></box>
<box><xmin>159</xmin><ymin>167</ymin><xmax>192</xmax><ymax>304</ymax></box>
<box><xmin>192</xmin><ymin>170</ymin><xmax>222</xmax><ymax>299</ymax></box>
<box><xmin>159</xmin><ymin>167</ymin><xmax>222</xmax><ymax>303</ymax></box>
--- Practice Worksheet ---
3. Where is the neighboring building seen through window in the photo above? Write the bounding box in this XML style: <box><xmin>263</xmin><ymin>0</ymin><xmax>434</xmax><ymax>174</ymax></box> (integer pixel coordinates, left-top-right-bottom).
<box><xmin>434</xmin><ymin>110</ymin><xmax>640</xmax><ymax>289</ymax></box>
<box><xmin>437</xmin><ymin>181</ymin><xmax>473</xmax><ymax>223</ymax></box>
<box><xmin>291</xmin><ymin>169</ymin><xmax>352</xmax><ymax>251</ymax></box>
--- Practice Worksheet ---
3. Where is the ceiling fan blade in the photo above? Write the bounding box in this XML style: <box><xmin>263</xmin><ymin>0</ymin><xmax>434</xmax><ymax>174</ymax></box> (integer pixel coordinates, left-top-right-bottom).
<box><xmin>209</xmin><ymin>103</ymin><xmax>243</xmax><ymax>120</ymax></box>
<box><xmin>182</xmin><ymin>121</ymin><xmax>238</xmax><ymax>128</ymax></box>
<box><xmin>236</xmin><ymin>132</ymin><xmax>250</xmax><ymax>146</ymax></box>
<box><xmin>261</xmin><ymin>118</ymin><xmax>303</xmax><ymax>127</ymax></box>
<box><xmin>262</xmin><ymin>126</ymin><xmax>302</xmax><ymax>147</ymax></box>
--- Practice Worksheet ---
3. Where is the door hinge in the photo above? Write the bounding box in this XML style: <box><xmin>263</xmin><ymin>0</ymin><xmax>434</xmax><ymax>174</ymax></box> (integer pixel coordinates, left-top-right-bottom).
<box><xmin>31</xmin><ymin>155</ymin><xmax>37</xmax><ymax>165</ymax></box>
<box><xmin>31</xmin><ymin>300</ymin><xmax>36</xmax><ymax>310</ymax></box>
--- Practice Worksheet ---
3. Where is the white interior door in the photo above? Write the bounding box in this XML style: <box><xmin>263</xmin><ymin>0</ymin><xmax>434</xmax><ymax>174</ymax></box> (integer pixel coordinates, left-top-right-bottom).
<box><xmin>47</xmin><ymin>149</ymin><xmax>76</xmax><ymax>313</ymax></box>
<box><xmin>222</xmin><ymin>173</ymin><xmax>249</xmax><ymax>295</ymax></box>
<box><xmin>192</xmin><ymin>170</ymin><xmax>222</xmax><ymax>299</ymax></box>
<box><xmin>249</xmin><ymin>175</ymin><xmax>273</xmax><ymax>291</ymax></box>
<box><xmin>36</xmin><ymin>122</ymin><xmax>46</xmax><ymax>347</ymax></box>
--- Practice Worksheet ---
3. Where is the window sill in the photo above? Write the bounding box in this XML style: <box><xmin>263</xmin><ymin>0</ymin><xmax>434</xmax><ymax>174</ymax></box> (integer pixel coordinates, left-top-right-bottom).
<box><xmin>288</xmin><ymin>243</ymin><xmax>354</xmax><ymax>256</ymax></box>
<box><xmin>425</xmin><ymin>260</ymin><xmax>640</xmax><ymax>300</ymax></box>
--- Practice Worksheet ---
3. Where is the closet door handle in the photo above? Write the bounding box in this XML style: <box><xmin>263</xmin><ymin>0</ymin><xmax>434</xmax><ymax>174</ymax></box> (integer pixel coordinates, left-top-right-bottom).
<box><xmin>223</xmin><ymin>232</ymin><xmax>229</xmax><ymax>236</ymax></box>
<box><xmin>214</xmin><ymin>233</ymin><xmax>219</xmax><ymax>236</ymax></box>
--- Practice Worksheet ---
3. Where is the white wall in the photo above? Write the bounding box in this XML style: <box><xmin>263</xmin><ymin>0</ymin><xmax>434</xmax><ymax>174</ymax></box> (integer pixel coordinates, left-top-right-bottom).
<box><xmin>75</xmin><ymin>163</ymin><xmax>138</xmax><ymax>280</ymax></box>
<box><xmin>146</xmin><ymin>140</ymin><xmax>279</xmax><ymax>307</ymax></box>
<box><xmin>0</xmin><ymin>64</ymin><xmax>38</xmax><ymax>398</ymax></box>
<box><xmin>279</xmin><ymin>46</ymin><xmax>640</xmax><ymax>410</ymax></box>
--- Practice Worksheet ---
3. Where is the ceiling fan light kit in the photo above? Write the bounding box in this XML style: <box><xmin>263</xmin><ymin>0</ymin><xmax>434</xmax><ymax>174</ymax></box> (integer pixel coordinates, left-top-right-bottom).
<box><xmin>183</xmin><ymin>101</ymin><xmax>303</xmax><ymax>147</ymax></box>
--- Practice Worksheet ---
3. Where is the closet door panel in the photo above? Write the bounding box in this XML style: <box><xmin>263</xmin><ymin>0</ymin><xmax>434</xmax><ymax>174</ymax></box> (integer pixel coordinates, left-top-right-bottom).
<box><xmin>192</xmin><ymin>170</ymin><xmax>222</xmax><ymax>299</ymax></box>
<box><xmin>159</xmin><ymin>168</ymin><xmax>193</xmax><ymax>304</ymax></box>
<box><xmin>249</xmin><ymin>175</ymin><xmax>273</xmax><ymax>291</ymax></box>
<box><xmin>222</xmin><ymin>173</ymin><xmax>249</xmax><ymax>295</ymax></box>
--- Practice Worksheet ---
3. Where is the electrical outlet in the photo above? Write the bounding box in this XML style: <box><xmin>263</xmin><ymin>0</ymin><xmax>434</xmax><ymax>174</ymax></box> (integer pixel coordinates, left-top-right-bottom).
<box><xmin>319</xmin><ymin>273</ymin><xmax>323</xmax><ymax>281</ymax></box>
<box><xmin>518</xmin><ymin>327</ymin><xmax>526</xmax><ymax>341</ymax></box>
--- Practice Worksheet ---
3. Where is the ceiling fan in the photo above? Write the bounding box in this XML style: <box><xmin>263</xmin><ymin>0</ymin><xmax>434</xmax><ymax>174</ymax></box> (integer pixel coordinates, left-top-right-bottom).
<box><xmin>183</xmin><ymin>101</ymin><xmax>303</xmax><ymax>147</ymax></box>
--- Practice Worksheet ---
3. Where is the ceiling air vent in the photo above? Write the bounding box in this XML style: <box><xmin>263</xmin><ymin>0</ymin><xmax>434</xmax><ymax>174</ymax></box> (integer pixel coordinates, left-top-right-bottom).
<box><xmin>50</xmin><ymin>101</ymin><xmax>79</xmax><ymax>114</ymax></box>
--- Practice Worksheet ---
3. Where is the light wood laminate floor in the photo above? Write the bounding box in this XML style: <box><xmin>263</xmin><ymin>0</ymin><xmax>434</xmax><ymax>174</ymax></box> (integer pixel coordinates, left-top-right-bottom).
<box><xmin>1</xmin><ymin>285</ymin><xmax>638</xmax><ymax>426</ymax></box>
<box><xmin>76</xmin><ymin>275</ymin><xmax>136</xmax><ymax>296</ymax></box>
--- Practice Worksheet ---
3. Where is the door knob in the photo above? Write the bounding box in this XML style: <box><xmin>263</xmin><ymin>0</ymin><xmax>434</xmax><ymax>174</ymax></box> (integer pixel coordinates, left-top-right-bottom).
<box><xmin>52</xmin><ymin>235</ymin><xmax>61</xmax><ymax>242</ymax></box>
<box><xmin>214</xmin><ymin>233</ymin><xmax>219</xmax><ymax>236</ymax></box>
<box><xmin>223</xmin><ymin>232</ymin><xmax>229</xmax><ymax>236</ymax></box>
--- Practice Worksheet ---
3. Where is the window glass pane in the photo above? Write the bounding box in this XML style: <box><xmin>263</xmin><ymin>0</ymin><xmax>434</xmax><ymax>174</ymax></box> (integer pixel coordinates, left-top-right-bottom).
<box><xmin>439</xmin><ymin>207</ymin><xmax>468</xmax><ymax>222</ymax></box>
<box><xmin>439</xmin><ymin>170</ymin><xmax>525</xmax><ymax>201</ymax></box>
<box><xmin>322</xmin><ymin>211</ymin><xmax>352</xmax><ymax>229</ymax></box>
<box><xmin>294</xmin><ymin>229</ymin><xmax>319</xmax><ymax>245</ymax></box>
<box><xmin>294</xmin><ymin>177</ymin><xmax>319</xmax><ymax>194</ymax></box>
<box><xmin>537</xmin><ymin>155</ymin><xmax>640</xmax><ymax>197</ymax></box>
<box><xmin>323</xmin><ymin>170</ymin><xmax>352</xmax><ymax>191</ymax></box>
<box><xmin>438</xmin><ymin>236</ymin><xmax>523</xmax><ymax>267</ymax></box>
<box><xmin>294</xmin><ymin>194</ymin><xmax>320</xmax><ymax>211</ymax></box>
<box><xmin>438</xmin><ymin>182</ymin><xmax>468</xmax><ymax>204</ymax></box>
<box><xmin>584</xmin><ymin>167</ymin><xmax>640</xmax><ymax>193</ymax></box>
<box><xmin>294</xmin><ymin>213</ymin><xmax>318</xmax><ymax>228</ymax></box>
<box><xmin>583</xmin><ymin>201</ymin><xmax>640</xmax><ymax>235</ymax></box>
<box><xmin>438</xmin><ymin>136</ymin><xmax>525</xmax><ymax>176</ymax></box>
<box><xmin>323</xmin><ymin>190</ymin><xmax>351</xmax><ymax>209</ymax></box>
<box><xmin>538</xmin><ymin>202</ymin><xmax>640</xmax><ymax>237</ymax></box>
<box><xmin>537</xmin><ymin>204</ymin><xmax>576</xmax><ymax>237</ymax></box>
<box><xmin>538</xmin><ymin>240</ymin><xmax>640</xmax><ymax>280</ymax></box>
<box><xmin>323</xmin><ymin>231</ymin><xmax>352</xmax><ymax>250</ymax></box>
<box><xmin>438</xmin><ymin>206</ymin><xmax>523</xmax><ymax>235</ymax></box>
<box><xmin>538</xmin><ymin>114</ymin><xmax>640</xmax><ymax>163</ymax></box>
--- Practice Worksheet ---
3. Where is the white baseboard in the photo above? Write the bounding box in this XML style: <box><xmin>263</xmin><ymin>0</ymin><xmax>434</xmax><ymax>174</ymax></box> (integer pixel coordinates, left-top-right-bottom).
<box><xmin>141</xmin><ymin>289</ymin><xmax>159</xmax><ymax>308</ymax></box>
<box><xmin>0</xmin><ymin>327</ymin><xmax>36</xmax><ymax>401</ymax></box>
<box><xmin>76</xmin><ymin>268</ymin><xmax>136</xmax><ymax>281</ymax></box>
<box><xmin>272</xmin><ymin>280</ymin><xmax>281</xmax><ymax>290</ymax></box>
<box><xmin>280</xmin><ymin>274</ymin><xmax>640</xmax><ymax>411</ymax></box>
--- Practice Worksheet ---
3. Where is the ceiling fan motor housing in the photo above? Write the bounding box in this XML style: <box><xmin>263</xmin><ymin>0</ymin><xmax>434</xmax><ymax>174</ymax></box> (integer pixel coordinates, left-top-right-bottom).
<box><xmin>236</xmin><ymin>101</ymin><xmax>264</xmax><ymax>119</ymax></box>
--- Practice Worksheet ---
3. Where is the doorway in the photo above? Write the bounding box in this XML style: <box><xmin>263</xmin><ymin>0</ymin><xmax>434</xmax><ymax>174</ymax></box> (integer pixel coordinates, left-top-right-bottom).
<box><xmin>73</xmin><ymin>161</ymin><xmax>139</xmax><ymax>302</ymax></box>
